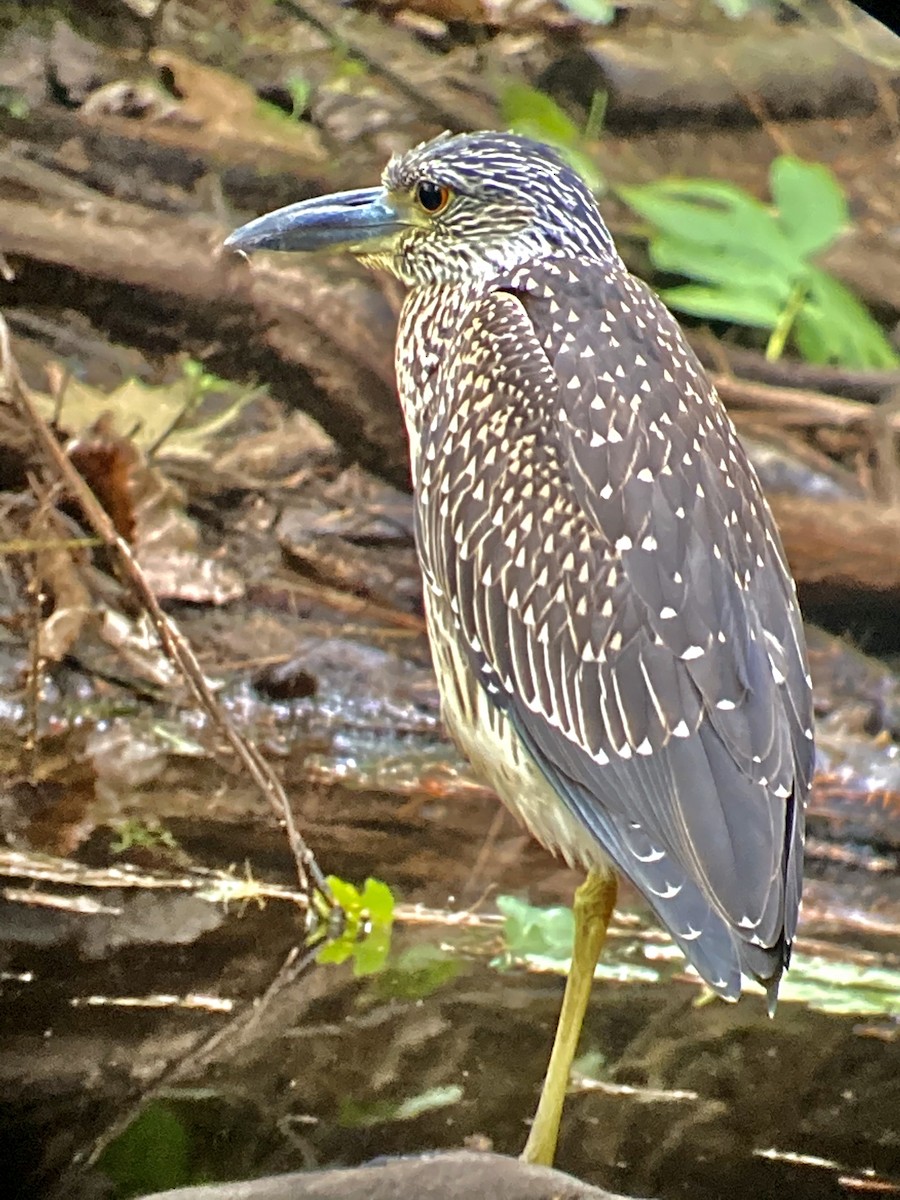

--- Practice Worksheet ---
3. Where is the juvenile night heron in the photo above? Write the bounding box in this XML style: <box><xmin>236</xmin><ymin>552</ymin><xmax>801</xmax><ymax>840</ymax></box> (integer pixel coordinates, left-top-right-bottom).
<box><xmin>225</xmin><ymin>132</ymin><xmax>813</xmax><ymax>1166</ymax></box>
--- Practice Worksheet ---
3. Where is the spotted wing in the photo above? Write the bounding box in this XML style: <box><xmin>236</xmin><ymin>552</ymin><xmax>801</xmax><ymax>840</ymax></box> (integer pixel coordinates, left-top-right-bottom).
<box><xmin>418</xmin><ymin>264</ymin><xmax>811</xmax><ymax>998</ymax></box>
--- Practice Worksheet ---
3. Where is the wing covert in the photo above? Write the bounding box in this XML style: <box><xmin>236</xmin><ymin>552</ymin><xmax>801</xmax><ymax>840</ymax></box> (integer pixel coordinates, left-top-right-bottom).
<box><xmin>416</xmin><ymin>265</ymin><xmax>811</xmax><ymax>988</ymax></box>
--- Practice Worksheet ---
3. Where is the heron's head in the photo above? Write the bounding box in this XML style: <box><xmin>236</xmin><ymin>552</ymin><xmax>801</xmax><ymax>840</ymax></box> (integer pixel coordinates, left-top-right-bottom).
<box><xmin>224</xmin><ymin>131</ymin><xmax>617</xmax><ymax>286</ymax></box>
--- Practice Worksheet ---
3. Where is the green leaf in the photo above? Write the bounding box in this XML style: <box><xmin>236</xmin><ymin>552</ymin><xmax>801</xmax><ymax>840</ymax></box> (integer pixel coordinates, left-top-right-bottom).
<box><xmin>500</xmin><ymin>83</ymin><xmax>603</xmax><ymax>192</ymax></box>
<box><xmin>317</xmin><ymin>875</ymin><xmax>395</xmax><ymax>976</ymax></box>
<box><xmin>373</xmin><ymin>943</ymin><xmax>461</xmax><ymax>1001</ymax></box>
<box><xmin>0</xmin><ymin>87</ymin><xmax>30</xmax><ymax>119</ymax></box>
<box><xmin>498</xmin><ymin>894</ymin><xmax>575</xmax><ymax>962</ymax></box>
<box><xmin>584</xmin><ymin>89</ymin><xmax>608</xmax><ymax>142</ymax></box>
<box><xmin>339</xmin><ymin>1085</ymin><xmax>463</xmax><ymax>1129</ymax></box>
<box><xmin>557</xmin><ymin>0</ymin><xmax>617</xmax><ymax>23</ymax></box>
<box><xmin>792</xmin><ymin>313</ymin><xmax>844</xmax><ymax>366</ymax></box>
<box><xmin>360</xmin><ymin>876</ymin><xmax>395</xmax><ymax>925</ymax></box>
<box><xmin>622</xmin><ymin>162</ymin><xmax>895</xmax><ymax>369</ymax></box>
<box><xmin>326</xmin><ymin>875</ymin><xmax>364</xmax><ymax>917</ymax></box>
<box><xmin>98</xmin><ymin>1102</ymin><xmax>191</xmax><ymax>1196</ymax></box>
<box><xmin>286</xmin><ymin>72</ymin><xmax>311</xmax><ymax>118</ymax></box>
<box><xmin>770</xmin><ymin>156</ymin><xmax>848</xmax><ymax>257</ymax></box>
<box><xmin>620</xmin><ymin>179</ymin><xmax>799</xmax><ymax>273</ymax></box>
<box><xmin>352</xmin><ymin>877</ymin><xmax>395</xmax><ymax>976</ymax></box>
<box><xmin>796</xmin><ymin>271</ymin><xmax>900</xmax><ymax>368</ymax></box>
<box><xmin>779</xmin><ymin>953</ymin><xmax>900</xmax><ymax>1016</ymax></box>
<box><xmin>500</xmin><ymin>82</ymin><xmax>582</xmax><ymax>148</ymax></box>
<box><xmin>660</xmin><ymin>283</ymin><xmax>784</xmax><ymax>329</ymax></box>
<box><xmin>394</xmin><ymin>1084</ymin><xmax>464</xmax><ymax>1120</ymax></box>
<box><xmin>649</xmin><ymin>233</ymin><xmax>790</xmax><ymax>295</ymax></box>
<box><xmin>316</xmin><ymin>932</ymin><xmax>355</xmax><ymax>967</ymax></box>
<box><xmin>351</xmin><ymin>918</ymin><xmax>392</xmax><ymax>976</ymax></box>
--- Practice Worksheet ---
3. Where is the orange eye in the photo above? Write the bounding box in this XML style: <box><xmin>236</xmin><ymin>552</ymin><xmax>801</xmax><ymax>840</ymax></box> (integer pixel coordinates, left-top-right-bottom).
<box><xmin>416</xmin><ymin>180</ymin><xmax>451</xmax><ymax>214</ymax></box>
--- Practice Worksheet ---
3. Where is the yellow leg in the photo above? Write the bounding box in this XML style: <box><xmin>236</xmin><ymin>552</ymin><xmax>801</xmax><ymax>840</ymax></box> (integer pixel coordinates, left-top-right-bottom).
<box><xmin>520</xmin><ymin>868</ymin><xmax>617</xmax><ymax>1166</ymax></box>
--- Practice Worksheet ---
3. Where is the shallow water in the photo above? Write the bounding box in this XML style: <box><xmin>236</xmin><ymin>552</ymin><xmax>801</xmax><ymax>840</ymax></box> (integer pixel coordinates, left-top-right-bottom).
<box><xmin>1</xmin><ymin>581</ymin><xmax>899</xmax><ymax>1200</ymax></box>
<box><xmin>2</xmin><ymin>739</ymin><xmax>899</xmax><ymax>1200</ymax></box>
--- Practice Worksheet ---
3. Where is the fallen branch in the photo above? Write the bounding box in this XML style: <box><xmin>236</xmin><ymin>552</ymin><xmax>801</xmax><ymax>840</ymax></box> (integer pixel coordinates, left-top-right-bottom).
<box><xmin>694</xmin><ymin>337</ymin><xmax>900</xmax><ymax>403</ymax></box>
<box><xmin>712</xmin><ymin>372</ymin><xmax>900</xmax><ymax>433</ymax></box>
<box><xmin>769</xmin><ymin>492</ymin><xmax>900</xmax><ymax>594</ymax></box>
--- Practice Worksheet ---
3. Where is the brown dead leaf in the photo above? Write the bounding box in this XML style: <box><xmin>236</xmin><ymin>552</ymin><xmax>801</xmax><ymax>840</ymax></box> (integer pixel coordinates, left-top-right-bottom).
<box><xmin>26</xmin><ymin>366</ymin><xmax>252</xmax><ymax>601</ymax></box>
<box><xmin>98</xmin><ymin>609</ymin><xmax>181</xmax><ymax>689</ymax></box>
<box><xmin>31</xmin><ymin>513</ymin><xmax>92</xmax><ymax>663</ymax></box>
<box><xmin>69</xmin><ymin>415</ymin><xmax>139</xmax><ymax>542</ymax></box>
<box><xmin>149</xmin><ymin>51</ymin><xmax>327</xmax><ymax>161</ymax></box>
<box><xmin>68</xmin><ymin>416</ymin><xmax>245</xmax><ymax>605</ymax></box>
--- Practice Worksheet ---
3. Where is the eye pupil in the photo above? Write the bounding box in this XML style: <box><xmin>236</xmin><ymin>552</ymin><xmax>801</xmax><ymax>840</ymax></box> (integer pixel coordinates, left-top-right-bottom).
<box><xmin>417</xmin><ymin>181</ymin><xmax>448</xmax><ymax>213</ymax></box>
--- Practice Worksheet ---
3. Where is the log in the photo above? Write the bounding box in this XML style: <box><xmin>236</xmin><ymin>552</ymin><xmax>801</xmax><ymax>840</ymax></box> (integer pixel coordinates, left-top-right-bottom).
<box><xmin>541</xmin><ymin>23</ymin><xmax>900</xmax><ymax>131</ymax></box>
<box><xmin>768</xmin><ymin>493</ymin><xmax>900</xmax><ymax>597</ymax></box>
<box><xmin>0</xmin><ymin>154</ymin><xmax>406</xmax><ymax>481</ymax></box>
<box><xmin>135</xmin><ymin>1151</ymin><xmax>635</xmax><ymax>1200</ymax></box>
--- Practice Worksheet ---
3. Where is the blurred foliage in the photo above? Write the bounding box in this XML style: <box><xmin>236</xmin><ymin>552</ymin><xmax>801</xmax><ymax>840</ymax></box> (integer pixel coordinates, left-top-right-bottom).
<box><xmin>27</xmin><ymin>367</ymin><xmax>259</xmax><ymax>461</ymax></box>
<box><xmin>0</xmin><ymin>85</ymin><xmax>28</xmax><ymax>117</ymax></box>
<box><xmin>713</xmin><ymin>0</ymin><xmax>760</xmax><ymax>15</ymax></box>
<box><xmin>780</xmin><ymin>954</ymin><xmax>900</xmax><ymax>1017</ymax></box>
<box><xmin>500</xmin><ymin>82</ymin><xmax>605</xmax><ymax>194</ymax></box>
<box><xmin>371</xmin><ymin>941</ymin><xmax>461</xmax><ymax>1001</ymax></box>
<box><xmin>316</xmin><ymin>875</ymin><xmax>395</xmax><ymax>976</ymax></box>
<box><xmin>97</xmin><ymin>1101</ymin><xmax>195</xmax><ymax>1197</ymax></box>
<box><xmin>496</xmin><ymin>893</ymin><xmax>661</xmax><ymax>983</ymax></box>
<box><xmin>620</xmin><ymin>157</ymin><xmax>899</xmax><ymax>369</ymax></box>
<box><xmin>110</xmin><ymin>819</ymin><xmax>178</xmax><ymax>854</ymax></box>
<box><xmin>285</xmin><ymin>71</ymin><xmax>311</xmax><ymax>118</ymax></box>
<box><xmin>338</xmin><ymin>1084</ymin><xmax>463</xmax><ymax>1129</ymax></box>
<box><xmin>558</xmin><ymin>0</ymin><xmax>616</xmax><ymax>22</ymax></box>
<box><xmin>495</xmin><ymin>893</ymin><xmax>575</xmax><ymax>964</ymax></box>
<box><xmin>497</xmin><ymin>895</ymin><xmax>900</xmax><ymax>1015</ymax></box>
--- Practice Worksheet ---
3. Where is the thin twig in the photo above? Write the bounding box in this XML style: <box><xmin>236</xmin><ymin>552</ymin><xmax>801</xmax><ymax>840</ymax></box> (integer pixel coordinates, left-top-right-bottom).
<box><xmin>0</xmin><ymin>316</ymin><xmax>331</xmax><ymax>902</ymax></box>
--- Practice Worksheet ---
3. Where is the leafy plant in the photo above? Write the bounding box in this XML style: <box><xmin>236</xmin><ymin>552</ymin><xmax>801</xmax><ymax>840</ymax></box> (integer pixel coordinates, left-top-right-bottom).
<box><xmin>778</xmin><ymin>953</ymin><xmax>900</xmax><ymax>1016</ymax></box>
<box><xmin>316</xmin><ymin>875</ymin><xmax>394</xmax><ymax>976</ymax></box>
<box><xmin>27</xmin><ymin>368</ymin><xmax>259</xmax><ymax>461</ymax></box>
<box><xmin>494</xmin><ymin>895</ymin><xmax>667</xmax><ymax>985</ymax></box>
<box><xmin>500</xmin><ymin>82</ymin><xmax>605</xmax><ymax>194</ymax></box>
<box><xmin>620</xmin><ymin>156</ymin><xmax>898</xmax><ymax>369</ymax></box>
